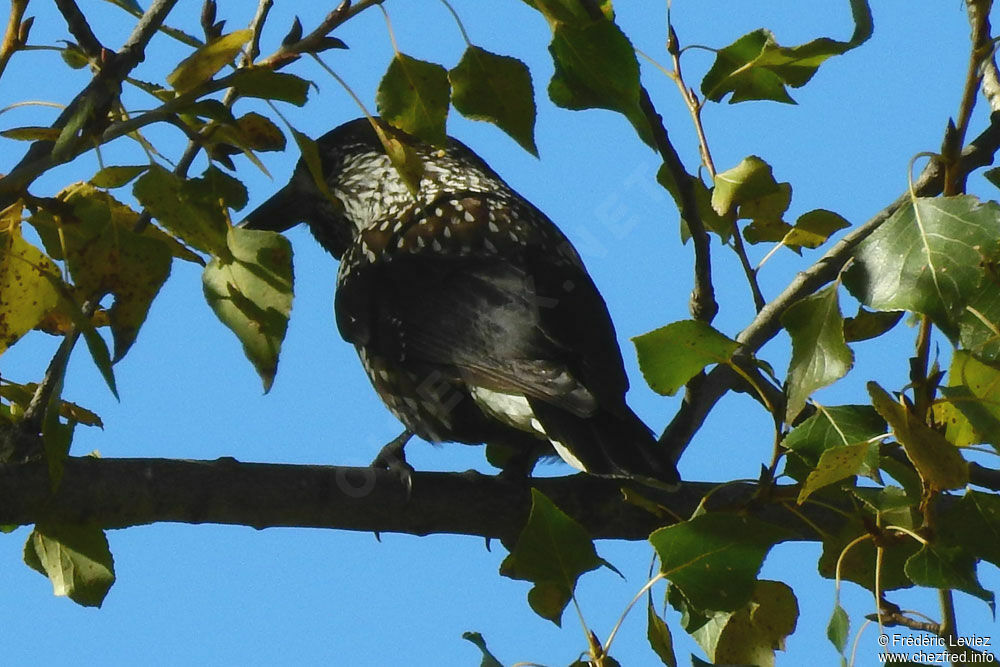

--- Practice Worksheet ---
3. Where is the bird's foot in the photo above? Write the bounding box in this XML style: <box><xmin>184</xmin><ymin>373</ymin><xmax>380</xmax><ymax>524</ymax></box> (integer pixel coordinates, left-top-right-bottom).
<box><xmin>371</xmin><ymin>430</ymin><xmax>415</xmax><ymax>497</ymax></box>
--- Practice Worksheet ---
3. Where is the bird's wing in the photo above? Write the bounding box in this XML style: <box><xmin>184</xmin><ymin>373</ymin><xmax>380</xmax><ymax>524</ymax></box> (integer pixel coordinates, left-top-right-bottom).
<box><xmin>334</xmin><ymin>197</ymin><xmax>630</xmax><ymax>417</ymax></box>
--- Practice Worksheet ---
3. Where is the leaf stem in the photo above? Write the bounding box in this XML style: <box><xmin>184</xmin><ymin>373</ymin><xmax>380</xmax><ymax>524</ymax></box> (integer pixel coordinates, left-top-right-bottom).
<box><xmin>438</xmin><ymin>0</ymin><xmax>472</xmax><ymax>47</ymax></box>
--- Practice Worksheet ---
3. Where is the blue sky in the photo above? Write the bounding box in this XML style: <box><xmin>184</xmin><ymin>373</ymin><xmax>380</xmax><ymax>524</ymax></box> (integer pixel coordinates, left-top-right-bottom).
<box><xmin>2</xmin><ymin>2</ymin><xmax>998</xmax><ymax>665</ymax></box>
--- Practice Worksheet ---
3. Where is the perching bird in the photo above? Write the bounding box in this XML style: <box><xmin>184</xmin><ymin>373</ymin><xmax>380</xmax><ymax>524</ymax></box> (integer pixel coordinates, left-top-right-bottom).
<box><xmin>240</xmin><ymin>117</ymin><xmax>679</xmax><ymax>489</ymax></box>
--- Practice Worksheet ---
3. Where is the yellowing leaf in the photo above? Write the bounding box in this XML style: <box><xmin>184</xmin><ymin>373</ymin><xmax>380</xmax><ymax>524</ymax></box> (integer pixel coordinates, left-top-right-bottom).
<box><xmin>1</xmin><ymin>126</ymin><xmax>62</xmax><ymax>141</ymax></box>
<box><xmin>167</xmin><ymin>29</ymin><xmax>252</xmax><ymax>93</ymax></box>
<box><xmin>23</xmin><ymin>523</ymin><xmax>116</xmax><ymax>608</ymax></box>
<box><xmin>30</xmin><ymin>184</ymin><xmax>173</xmax><ymax>361</ymax></box>
<box><xmin>691</xmin><ymin>580</ymin><xmax>799</xmax><ymax>667</ymax></box>
<box><xmin>796</xmin><ymin>442</ymin><xmax>869</xmax><ymax>503</ymax></box>
<box><xmin>934</xmin><ymin>351</ymin><xmax>1000</xmax><ymax>450</ymax></box>
<box><xmin>712</xmin><ymin>156</ymin><xmax>784</xmax><ymax>217</ymax></box>
<box><xmin>370</xmin><ymin>121</ymin><xmax>424</xmax><ymax>199</ymax></box>
<box><xmin>868</xmin><ymin>382</ymin><xmax>969</xmax><ymax>491</ymax></box>
<box><xmin>783</xmin><ymin>209</ymin><xmax>850</xmax><ymax>250</ymax></box>
<box><xmin>0</xmin><ymin>203</ymin><xmax>61</xmax><ymax>354</ymax></box>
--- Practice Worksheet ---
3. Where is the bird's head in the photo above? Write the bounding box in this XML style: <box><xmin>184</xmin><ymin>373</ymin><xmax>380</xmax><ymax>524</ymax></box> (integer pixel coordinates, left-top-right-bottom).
<box><xmin>239</xmin><ymin>117</ymin><xmax>505</xmax><ymax>259</ymax></box>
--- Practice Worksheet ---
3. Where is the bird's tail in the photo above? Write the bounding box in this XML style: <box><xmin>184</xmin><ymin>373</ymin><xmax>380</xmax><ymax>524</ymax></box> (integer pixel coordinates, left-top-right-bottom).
<box><xmin>528</xmin><ymin>399</ymin><xmax>680</xmax><ymax>490</ymax></box>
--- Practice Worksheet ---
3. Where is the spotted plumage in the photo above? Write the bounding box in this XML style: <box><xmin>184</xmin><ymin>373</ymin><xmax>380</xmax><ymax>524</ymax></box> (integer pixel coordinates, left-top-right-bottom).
<box><xmin>240</xmin><ymin>117</ymin><xmax>679</xmax><ymax>488</ymax></box>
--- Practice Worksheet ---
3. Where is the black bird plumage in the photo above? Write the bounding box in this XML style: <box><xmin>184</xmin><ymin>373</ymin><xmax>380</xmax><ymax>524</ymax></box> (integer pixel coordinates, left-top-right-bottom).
<box><xmin>240</xmin><ymin>117</ymin><xmax>679</xmax><ymax>488</ymax></box>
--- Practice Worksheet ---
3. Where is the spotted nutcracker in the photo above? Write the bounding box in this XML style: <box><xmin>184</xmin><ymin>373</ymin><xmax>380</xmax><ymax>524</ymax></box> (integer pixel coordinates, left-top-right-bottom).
<box><xmin>240</xmin><ymin>117</ymin><xmax>679</xmax><ymax>488</ymax></box>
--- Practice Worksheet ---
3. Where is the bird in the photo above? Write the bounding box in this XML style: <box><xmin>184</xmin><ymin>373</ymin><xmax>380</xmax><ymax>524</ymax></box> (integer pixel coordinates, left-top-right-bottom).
<box><xmin>239</xmin><ymin>116</ymin><xmax>680</xmax><ymax>489</ymax></box>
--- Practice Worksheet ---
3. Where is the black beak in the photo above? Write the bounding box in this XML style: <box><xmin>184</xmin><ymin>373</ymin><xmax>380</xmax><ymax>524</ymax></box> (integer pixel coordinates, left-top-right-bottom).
<box><xmin>238</xmin><ymin>182</ymin><xmax>303</xmax><ymax>232</ymax></box>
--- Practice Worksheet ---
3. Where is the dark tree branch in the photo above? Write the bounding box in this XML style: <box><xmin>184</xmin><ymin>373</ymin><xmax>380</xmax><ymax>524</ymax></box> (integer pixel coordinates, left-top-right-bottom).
<box><xmin>638</xmin><ymin>88</ymin><xmax>718</xmax><ymax>324</ymax></box>
<box><xmin>54</xmin><ymin>0</ymin><xmax>104</xmax><ymax>60</ymax></box>
<box><xmin>0</xmin><ymin>457</ymin><xmax>868</xmax><ymax>541</ymax></box>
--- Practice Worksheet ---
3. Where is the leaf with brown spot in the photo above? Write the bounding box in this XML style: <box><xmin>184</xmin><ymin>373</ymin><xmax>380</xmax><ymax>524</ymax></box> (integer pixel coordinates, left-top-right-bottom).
<box><xmin>0</xmin><ymin>203</ymin><xmax>61</xmax><ymax>354</ymax></box>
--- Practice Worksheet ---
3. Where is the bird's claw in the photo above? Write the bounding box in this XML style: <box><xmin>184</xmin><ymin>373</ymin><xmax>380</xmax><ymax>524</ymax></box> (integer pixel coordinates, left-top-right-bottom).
<box><xmin>371</xmin><ymin>430</ymin><xmax>415</xmax><ymax>498</ymax></box>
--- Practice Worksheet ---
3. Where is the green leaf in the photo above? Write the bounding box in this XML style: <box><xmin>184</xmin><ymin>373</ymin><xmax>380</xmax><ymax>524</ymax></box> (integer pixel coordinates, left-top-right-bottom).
<box><xmin>522</xmin><ymin>0</ymin><xmax>612</xmax><ymax>24</ymax></box>
<box><xmin>90</xmin><ymin>165</ymin><xmax>148</xmax><ymax>189</ymax></box>
<box><xmin>69</xmin><ymin>295</ymin><xmax>119</xmax><ymax>398</ymax></box>
<box><xmin>868</xmin><ymin>382</ymin><xmax>969</xmax><ymax>491</ymax></box>
<box><xmin>657</xmin><ymin>167</ymin><xmax>730</xmax><ymax>242</ymax></box>
<box><xmin>546</xmin><ymin>18</ymin><xmax>653</xmax><ymax>146</ymax></box>
<box><xmin>52</xmin><ymin>95</ymin><xmax>95</xmax><ymax>160</ymax></box>
<box><xmin>23</xmin><ymin>523</ymin><xmax>115</xmax><ymax>608</ymax></box>
<box><xmin>937</xmin><ymin>490</ymin><xmax>1000</xmax><ymax>569</ymax></box>
<box><xmin>233</xmin><ymin>112</ymin><xmax>286</xmax><ymax>152</ymax></box>
<box><xmin>851</xmin><ymin>485</ymin><xmax>917</xmax><ymax>514</ymax></box>
<box><xmin>959</xmin><ymin>281</ymin><xmax>1000</xmax><ymax>361</ymax></box>
<box><xmin>843</xmin><ymin>306</ymin><xmax>903</xmax><ymax>343</ymax></box>
<box><xmin>632</xmin><ymin>320</ymin><xmax>739</xmax><ymax>396</ymax></box>
<box><xmin>827</xmin><ymin>603</ymin><xmax>849</xmax><ymax>655</ymax></box>
<box><xmin>743</xmin><ymin>217</ymin><xmax>793</xmax><ymax>245</ymax></box>
<box><xmin>783</xmin><ymin>404</ymin><xmax>884</xmax><ymax>484</ymax></box>
<box><xmin>647</xmin><ymin>600</ymin><xmax>677</xmax><ymax>667</ymax></box>
<box><xmin>175</xmin><ymin>99</ymin><xmax>237</xmax><ymax>124</ymax></box>
<box><xmin>818</xmin><ymin>515</ymin><xmax>919</xmax><ymax>591</ymax></box>
<box><xmin>781</xmin><ymin>284</ymin><xmax>854</xmax><ymax>423</ymax></box>
<box><xmin>1</xmin><ymin>126</ymin><xmax>61</xmax><ymax>141</ymax></box>
<box><xmin>844</xmin><ymin>195</ymin><xmax>1000</xmax><ymax>340</ymax></box>
<box><xmin>499</xmin><ymin>489</ymin><xmax>606</xmax><ymax>625</ymax></box>
<box><xmin>377</xmin><ymin>53</ymin><xmax>450</xmax><ymax>146</ymax></box>
<box><xmin>203</xmin><ymin>226</ymin><xmax>293</xmax><ymax>392</ymax></box>
<box><xmin>711</xmin><ymin>156</ymin><xmax>784</xmax><ymax>217</ymax></box>
<box><xmin>60</xmin><ymin>43</ymin><xmax>90</xmax><ymax>69</ymax></box>
<box><xmin>461</xmin><ymin>631</ymin><xmax>504</xmax><ymax>667</ymax></box>
<box><xmin>933</xmin><ymin>351</ymin><xmax>1000</xmax><ymax>450</ymax></box>
<box><xmin>288</xmin><ymin>126</ymin><xmax>338</xmax><ymax>204</ymax></box>
<box><xmin>796</xmin><ymin>442</ymin><xmax>869</xmax><ymax>503</ymax></box>
<box><xmin>228</xmin><ymin>69</ymin><xmax>311</xmax><ymax>106</ymax></box>
<box><xmin>133</xmin><ymin>165</ymin><xmax>230</xmax><ymax>257</ymax></box>
<box><xmin>167</xmin><ymin>29</ymin><xmax>252</xmax><ymax>93</ymax></box>
<box><xmin>0</xmin><ymin>207</ymin><xmax>61</xmax><ymax>354</ymax></box>
<box><xmin>905</xmin><ymin>543</ymin><xmax>995</xmax><ymax>610</ymax></box>
<box><xmin>450</xmin><ymin>46</ymin><xmax>537</xmax><ymax>156</ymax></box>
<box><xmin>649</xmin><ymin>513</ymin><xmax>788</xmax><ymax>612</ymax></box>
<box><xmin>690</xmin><ymin>580</ymin><xmax>798</xmax><ymax>667</ymax></box>
<box><xmin>782</xmin><ymin>209</ymin><xmax>850</xmax><ymax>250</ymax></box>
<box><xmin>985</xmin><ymin>166</ymin><xmax>1000</xmax><ymax>191</ymax></box>
<box><xmin>783</xmin><ymin>405</ymin><xmax>886</xmax><ymax>461</ymax></box>
<box><xmin>701</xmin><ymin>0</ymin><xmax>873</xmax><ymax>104</ymax></box>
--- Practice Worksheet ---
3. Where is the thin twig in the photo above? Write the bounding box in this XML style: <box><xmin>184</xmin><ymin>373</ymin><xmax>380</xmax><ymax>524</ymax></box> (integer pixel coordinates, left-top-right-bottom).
<box><xmin>876</xmin><ymin>609</ymin><xmax>941</xmax><ymax>634</ymax></box>
<box><xmin>944</xmin><ymin>0</ymin><xmax>992</xmax><ymax>194</ymax></box>
<box><xmin>661</xmin><ymin>26</ymin><xmax>765</xmax><ymax>312</ymax></box>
